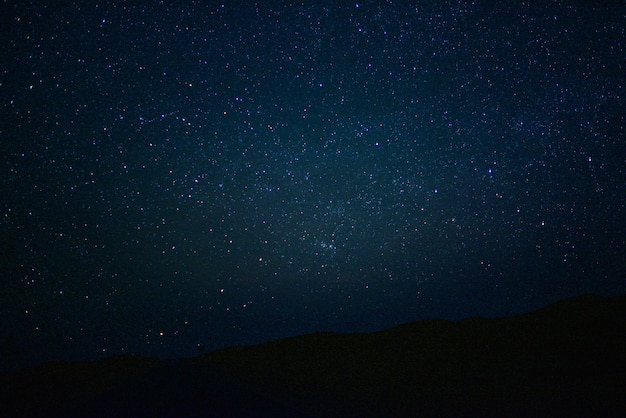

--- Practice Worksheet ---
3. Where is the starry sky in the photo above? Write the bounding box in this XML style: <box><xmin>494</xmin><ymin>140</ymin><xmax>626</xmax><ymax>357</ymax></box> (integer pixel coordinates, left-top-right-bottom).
<box><xmin>1</xmin><ymin>1</ymin><xmax>624</xmax><ymax>369</ymax></box>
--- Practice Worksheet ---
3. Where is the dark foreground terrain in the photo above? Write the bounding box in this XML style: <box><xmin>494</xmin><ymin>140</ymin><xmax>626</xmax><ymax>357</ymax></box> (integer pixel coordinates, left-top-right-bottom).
<box><xmin>2</xmin><ymin>294</ymin><xmax>625</xmax><ymax>417</ymax></box>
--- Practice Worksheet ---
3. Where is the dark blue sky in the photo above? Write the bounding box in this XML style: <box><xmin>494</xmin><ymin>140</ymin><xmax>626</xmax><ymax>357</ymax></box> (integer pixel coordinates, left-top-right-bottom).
<box><xmin>1</xmin><ymin>1</ymin><xmax>624</xmax><ymax>369</ymax></box>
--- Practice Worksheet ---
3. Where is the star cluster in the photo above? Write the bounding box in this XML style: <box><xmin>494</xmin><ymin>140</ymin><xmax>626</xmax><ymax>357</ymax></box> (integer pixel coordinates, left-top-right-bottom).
<box><xmin>1</xmin><ymin>2</ymin><xmax>624</xmax><ymax>368</ymax></box>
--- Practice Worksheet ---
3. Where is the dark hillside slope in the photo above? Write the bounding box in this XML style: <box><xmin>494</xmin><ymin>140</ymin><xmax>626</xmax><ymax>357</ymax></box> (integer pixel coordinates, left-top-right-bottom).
<box><xmin>200</xmin><ymin>294</ymin><xmax>626</xmax><ymax>417</ymax></box>
<box><xmin>2</xmin><ymin>294</ymin><xmax>625</xmax><ymax>417</ymax></box>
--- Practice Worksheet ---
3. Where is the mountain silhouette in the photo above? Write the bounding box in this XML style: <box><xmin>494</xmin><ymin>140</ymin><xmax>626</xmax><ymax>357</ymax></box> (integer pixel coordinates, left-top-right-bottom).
<box><xmin>2</xmin><ymin>294</ymin><xmax>625</xmax><ymax>417</ymax></box>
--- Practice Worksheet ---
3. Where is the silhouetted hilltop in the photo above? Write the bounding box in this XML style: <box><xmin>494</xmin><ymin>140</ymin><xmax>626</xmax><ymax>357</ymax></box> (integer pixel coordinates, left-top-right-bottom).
<box><xmin>2</xmin><ymin>294</ymin><xmax>625</xmax><ymax>417</ymax></box>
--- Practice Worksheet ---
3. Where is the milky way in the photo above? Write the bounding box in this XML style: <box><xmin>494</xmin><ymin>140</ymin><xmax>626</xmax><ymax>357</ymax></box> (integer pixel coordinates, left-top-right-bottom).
<box><xmin>1</xmin><ymin>1</ymin><xmax>624</xmax><ymax>368</ymax></box>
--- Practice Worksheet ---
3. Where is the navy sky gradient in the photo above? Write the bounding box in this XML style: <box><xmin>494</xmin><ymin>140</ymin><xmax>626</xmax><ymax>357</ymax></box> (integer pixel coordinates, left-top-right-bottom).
<box><xmin>1</xmin><ymin>1</ymin><xmax>624</xmax><ymax>369</ymax></box>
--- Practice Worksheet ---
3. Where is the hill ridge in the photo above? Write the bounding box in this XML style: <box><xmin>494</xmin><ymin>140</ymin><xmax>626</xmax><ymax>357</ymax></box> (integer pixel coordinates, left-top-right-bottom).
<box><xmin>2</xmin><ymin>293</ymin><xmax>626</xmax><ymax>417</ymax></box>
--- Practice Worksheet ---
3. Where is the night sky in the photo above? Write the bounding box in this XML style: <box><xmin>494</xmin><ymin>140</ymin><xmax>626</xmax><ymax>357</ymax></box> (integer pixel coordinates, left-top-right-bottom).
<box><xmin>1</xmin><ymin>1</ymin><xmax>624</xmax><ymax>369</ymax></box>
